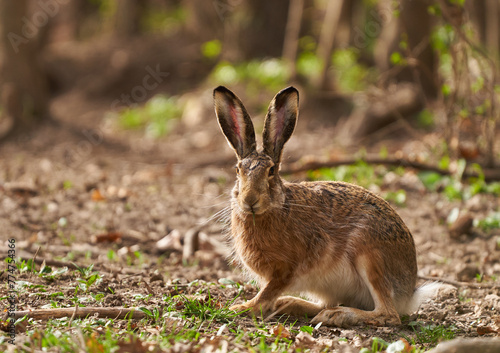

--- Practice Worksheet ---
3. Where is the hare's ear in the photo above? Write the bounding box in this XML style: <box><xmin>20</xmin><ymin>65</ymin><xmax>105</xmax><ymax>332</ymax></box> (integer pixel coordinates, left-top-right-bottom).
<box><xmin>262</xmin><ymin>86</ymin><xmax>299</xmax><ymax>165</ymax></box>
<box><xmin>214</xmin><ymin>86</ymin><xmax>256</xmax><ymax>159</ymax></box>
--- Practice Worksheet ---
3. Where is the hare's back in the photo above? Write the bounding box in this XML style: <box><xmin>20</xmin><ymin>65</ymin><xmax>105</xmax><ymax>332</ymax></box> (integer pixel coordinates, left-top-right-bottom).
<box><xmin>287</xmin><ymin>180</ymin><xmax>414</xmax><ymax>242</ymax></box>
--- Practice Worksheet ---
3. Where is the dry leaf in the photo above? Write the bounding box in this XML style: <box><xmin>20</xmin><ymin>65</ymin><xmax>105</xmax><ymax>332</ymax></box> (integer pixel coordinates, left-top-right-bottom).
<box><xmin>116</xmin><ymin>337</ymin><xmax>150</xmax><ymax>353</ymax></box>
<box><xmin>477</xmin><ymin>326</ymin><xmax>499</xmax><ymax>336</ymax></box>
<box><xmin>294</xmin><ymin>331</ymin><xmax>316</xmax><ymax>349</ymax></box>
<box><xmin>270</xmin><ymin>323</ymin><xmax>291</xmax><ymax>339</ymax></box>
<box><xmin>92</xmin><ymin>232</ymin><xmax>122</xmax><ymax>243</ymax></box>
<box><xmin>91</xmin><ymin>189</ymin><xmax>106</xmax><ymax>201</ymax></box>
<box><xmin>86</xmin><ymin>334</ymin><xmax>106</xmax><ymax>353</ymax></box>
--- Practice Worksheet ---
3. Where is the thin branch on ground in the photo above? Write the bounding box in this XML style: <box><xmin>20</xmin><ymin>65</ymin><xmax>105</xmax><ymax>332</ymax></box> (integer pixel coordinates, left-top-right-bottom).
<box><xmin>6</xmin><ymin>307</ymin><xmax>147</xmax><ymax>321</ymax></box>
<box><xmin>419</xmin><ymin>275</ymin><xmax>500</xmax><ymax>289</ymax></box>
<box><xmin>6</xmin><ymin>256</ymin><xmax>143</xmax><ymax>275</ymax></box>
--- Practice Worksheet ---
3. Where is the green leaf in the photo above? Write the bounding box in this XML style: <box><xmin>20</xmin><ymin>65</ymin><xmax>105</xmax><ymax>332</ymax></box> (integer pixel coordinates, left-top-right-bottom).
<box><xmin>139</xmin><ymin>307</ymin><xmax>153</xmax><ymax>317</ymax></box>
<box><xmin>300</xmin><ymin>326</ymin><xmax>314</xmax><ymax>334</ymax></box>
<box><xmin>441</xmin><ymin>83</ymin><xmax>452</xmax><ymax>97</ymax></box>
<box><xmin>418</xmin><ymin>171</ymin><xmax>443</xmax><ymax>191</ymax></box>
<box><xmin>438</xmin><ymin>155</ymin><xmax>450</xmax><ymax>170</ymax></box>
<box><xmin>390</xmin><ymin>52</ymin><xmax>403</xmax><ymax>65</ymax></box>
<box><xmin>201</xmin><ymin>40</ymin><xmax>222</xmax><ymax>59</ymax></box>
<box><xmin>418</xmin><ymin>109</ymin><xmax>435</xmax><ymax>128</ymax></box>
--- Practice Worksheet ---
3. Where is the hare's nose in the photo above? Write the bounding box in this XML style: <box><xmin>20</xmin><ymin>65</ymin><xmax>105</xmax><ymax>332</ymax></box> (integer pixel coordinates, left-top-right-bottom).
<box><xmin>242</xmin><ymin>197</ymin><xmax>260</xmax><ymax>213</ymax></box>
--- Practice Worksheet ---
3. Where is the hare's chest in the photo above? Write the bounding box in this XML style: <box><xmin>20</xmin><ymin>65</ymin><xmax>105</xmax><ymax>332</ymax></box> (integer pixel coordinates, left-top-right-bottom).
<box><xmin>231</xmin><ymin>226</ymin><xmax>294</xmax><ymax>280</ymax></box>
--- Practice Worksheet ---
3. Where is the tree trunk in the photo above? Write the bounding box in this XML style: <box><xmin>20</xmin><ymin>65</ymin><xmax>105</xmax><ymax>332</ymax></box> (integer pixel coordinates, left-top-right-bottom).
<box><xmin>374</xmin><ymin>0</ymin><xmax>437</xmax><ymax>99</ymax></box>
<box><xmin>185</xmin><ymin>0</ymin><xmax>222</xmax><ymax>42</ymax></box>
<box><xmin>0</xmin><ymin>0</ymin><xmax>49</xmax><ymax>137</ymax></box>
<box><xmin>282</xmin><ymin>0</ymin><xmax>304</xmax><ymax>79</ymax></box>
<box><xmin>314</xmin><ymin>0</ymin><xmax>345</xmax><ymax>90</ymax></box>
<box><xmin>113</xmin><ymin>0</ymin><xmax>142</xmax><ymax>37</ymax></box>
<box><xmin>485</xmin><ymin>0</ymin><xmax>500</xmax><ymax>58</ymax></box>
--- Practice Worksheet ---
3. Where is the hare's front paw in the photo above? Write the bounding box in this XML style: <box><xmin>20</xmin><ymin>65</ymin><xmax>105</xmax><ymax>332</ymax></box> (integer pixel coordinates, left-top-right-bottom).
<box><xmin>230</xmin><ymin>301</ymin><xmax>273</xmax><ymax>317</ymax></box>
<box><xmin>311</xmin><ymin>307</ymin><xmax>401</xmax><ymax>328</ymax></box>
<box><xmin>229</xmin><ymin>303</ymin><xmax>252</xmax><ymax>313</ymax></box>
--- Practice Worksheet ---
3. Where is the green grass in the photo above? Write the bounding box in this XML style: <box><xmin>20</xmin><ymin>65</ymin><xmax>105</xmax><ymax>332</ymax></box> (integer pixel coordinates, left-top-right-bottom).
<box><xmin>307</xmin><ymin>160</ymin><xmax>384</xmax><ymax>189</ymax></box>
<box><xmin>306</xmin><ymin>161</ymin><xmax>408</xmax><ymax>206</ymax></box>
<box><xmin>409</xmin><ymin>322</ymin><xmax>457</xmax><ymax>347</ymax></box>
<box><xmin>476</xmin><ymin>211</ymin><xmax>500</xmax><ymax>231</ymax></box>
<box><xmin>210</xmin><ymin>59</ymin><xmax>290</xmax><ymax>94</ymax></box>
<box><xmin>418</xmin><ymin>165</ymin><xmax>500</xmax><ymax>201</ymax></box>
<box><xmin>118</xmin><ymin>94</ymin><xmax>182</xmax><ymax>138</ymax></box>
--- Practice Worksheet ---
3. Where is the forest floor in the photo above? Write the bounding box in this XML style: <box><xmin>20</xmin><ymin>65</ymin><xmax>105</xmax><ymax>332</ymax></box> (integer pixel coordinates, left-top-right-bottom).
<box><xmin>1</xmin><ymin>36</ymin><xmax>500</xmax><ymax>352</ymax></box>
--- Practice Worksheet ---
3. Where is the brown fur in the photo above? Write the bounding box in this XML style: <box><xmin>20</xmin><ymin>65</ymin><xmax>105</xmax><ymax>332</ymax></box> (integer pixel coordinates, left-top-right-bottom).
<box><xmin>213</xmin><ymin>86</ymin><xmax>432</xmax><ymax>327</ymax></box>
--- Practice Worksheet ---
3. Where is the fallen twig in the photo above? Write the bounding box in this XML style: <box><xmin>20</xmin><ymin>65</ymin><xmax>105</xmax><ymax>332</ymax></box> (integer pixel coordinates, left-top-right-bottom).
<box><xmin>426</xmin><ymin>337</ymin><xmax>500</xmax><ymax>353</ymax></box>
<box><xmin>2</xmin><ymin>256</ymin><xmax>82</xmax><ymax>270</ymax></box>
<box><xmin>5</xmin><ymin>256</ymin><xmax>143</xmax><ymax>275</ymax></box>
<box><xmin>419</xmin><ymin>275</ymin><xmax>500</xmax><ymax>289</ymax></box>
<box><xmin>7</xmin><ymin>307</ymin><xmax>146</xmax><ymax>321</ymax></box>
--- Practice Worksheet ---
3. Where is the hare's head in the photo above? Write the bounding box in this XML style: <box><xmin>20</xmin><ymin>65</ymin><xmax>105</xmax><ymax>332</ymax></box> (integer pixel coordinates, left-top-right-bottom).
<box><xmin>214</xmin><ymin>86</ymin><xmax>299</xmax><ymax>216</ymax></box>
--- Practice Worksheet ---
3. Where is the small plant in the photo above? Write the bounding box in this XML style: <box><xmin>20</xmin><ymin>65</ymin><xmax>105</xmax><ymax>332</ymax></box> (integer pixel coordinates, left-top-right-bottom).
<box><xmin>118</xmin><ymin>94</ymin><xmax>182</xmax><ymax>138</ymax></box>
<box><xmin>410</xmin><ymin>322</ymin><xmax>456</xmax><ymax>346</ymax></box>
<box><xmin>77</xmin><ymin>273</ymin><xmax>101</xmax><ymax>293</ymax></box>
<box><xmin>73</xmin><ymin>263</ymin><xmax>96</xmax><ymax>278</ymax></box>
<box><xmin>384</xmin><ymin>190</ymin><xmax>407</xmax><ymax>206</ymax></box>
<box><xmin>73</xmin><ymin>264</ymin><xmax>102</xmax><ymax>293</ymax></box>
<box><xmin>16</xmin><ymin>259</ymin><xmax>36</xmax><ymax>274</ymax></box>
<box><xmin>201</xmin><ymin>39</ymin><xmax>222</xmax><ymax>60</ymax></box>
<box><xmin>307</xmin><ymin>161</ymin><xmax>388</xmax><ymax>190</ymax></box>
<box><xmin>331</xmin><ymin>48</ymin><xmax>378</xmax><ymax>93</ymax></box>
<box><xmin>418</xmin><ymin>161</ymin><xmax>500</xmax><ymax>201</ymax></box>
<box><xmin>210</xmin><ymin>59</ymin><xmax>290</xmax><ymax>93</ymax></box>
<box><xmin>476</xmin><ymin>211</ymin><xmax>500</xmax><ymax>231</ymax></box>
<box><xmin>107</xmin><ymin>249</ymin><xmax>117</xmax><ymax>261</ymax></box>
<box><xmin>173</xmin><ymin>290</ymin><xmax>242</xmax><ymax>326</ymax></box>
<box><xmin>38</xmin><ymin>265</ymin><xmax>68</xmax><ymax>281</ymax></box>
<box><xmin>359</xmin><ymin>337</ymin><xmax>393</xmax><ymax>353</ymax></box>
<box><xmin>139</xmin><ymin>306</ymin><xmax>162</xmax><ymax>322</ymax></box>
<box><xmin>299</xmin><ymin>325</ymin><xmax>314</xmax><ymax>334</ymax></box>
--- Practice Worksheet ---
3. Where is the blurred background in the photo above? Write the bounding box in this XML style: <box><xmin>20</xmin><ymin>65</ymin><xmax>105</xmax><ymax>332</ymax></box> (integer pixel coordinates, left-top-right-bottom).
<box><xmin>2</xmin><ymin>3</ymin><xmax>500</xmax><ymax>351</ymax></box>
<box><xmin>0</xmin><ymin>0</ymin><xmax>498</xmax><ymax>169</ymax></box>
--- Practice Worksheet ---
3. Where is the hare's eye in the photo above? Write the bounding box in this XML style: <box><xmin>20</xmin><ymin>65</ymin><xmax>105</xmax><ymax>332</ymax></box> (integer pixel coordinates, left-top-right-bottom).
<box><xmin>235</xmin><ymin>166</ymin><xmax>240</xmax><ymax>174</ymax></box>
<box><xmin>269</xmin><ymin>166</ymin><xmax>275</xmax><ymax>176</ymax></box>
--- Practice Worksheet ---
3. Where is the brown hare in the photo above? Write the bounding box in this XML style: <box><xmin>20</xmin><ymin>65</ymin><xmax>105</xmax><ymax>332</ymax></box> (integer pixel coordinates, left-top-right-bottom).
<box><xmin>213</xmin><ymin>86</ymin><xmax>439</xmax><ymax>327</ymax></box>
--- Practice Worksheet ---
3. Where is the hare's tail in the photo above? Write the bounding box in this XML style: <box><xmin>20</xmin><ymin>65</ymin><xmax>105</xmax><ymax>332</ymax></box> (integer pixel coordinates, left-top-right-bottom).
<box><xmin>400</xmin><ymin>282</ymin><xmax>443</xmax><ymax>315</ymax></box>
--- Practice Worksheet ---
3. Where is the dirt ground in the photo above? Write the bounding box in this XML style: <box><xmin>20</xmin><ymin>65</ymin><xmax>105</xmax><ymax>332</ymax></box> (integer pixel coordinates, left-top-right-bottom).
<box><xmin>1</xmin><ymin>37</ymin><xmax>500</xmax><ymax>352</ymax></box>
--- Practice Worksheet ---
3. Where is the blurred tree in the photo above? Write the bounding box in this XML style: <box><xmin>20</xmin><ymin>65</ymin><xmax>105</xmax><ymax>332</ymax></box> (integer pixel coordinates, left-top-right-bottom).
<box><xmin>185</xmin><ymin>0</ymin><xmax>222</xmax><ymax>41</ymax></box>
<box><xmin>113</xmin><ymin>0</ymin><xmax>144</xmax><ymax>37</ymax></box>
<box><xmin>374</xmin><ymin>0</ymin><xmax>438</xmax><ymax>99</ymax></box>
<box><xmin>0</xmin><ymin>0</ymin><xmax>50</xmax><ymax>138</ymax></box>
<box><xmin>282</xmin><ymin>0</ymin><xmax>304</xmax><ymax>79</ymax></box>
<box><xmin>315</xmin><ymin>0</ymin><xmax>345</xmax><ymax>89</ymax></box>
<box><xmin>238</xmin><ymin>0</ymin><xmax>289</xmax><ymax>59</ymax></box>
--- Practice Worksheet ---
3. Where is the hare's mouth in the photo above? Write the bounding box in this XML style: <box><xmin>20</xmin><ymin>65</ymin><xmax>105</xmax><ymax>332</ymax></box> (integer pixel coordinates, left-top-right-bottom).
<box><xmin>238</xmin><ymin>201</ymin><xmax>266</xmax><ymax>216</ymax></box>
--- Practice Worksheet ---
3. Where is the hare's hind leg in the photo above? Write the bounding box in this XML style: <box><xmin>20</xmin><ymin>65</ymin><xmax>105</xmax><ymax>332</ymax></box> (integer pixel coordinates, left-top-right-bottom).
<box><xmin>311</xmin><ymin>255</ymin><xmax>401</xmax><ymax>327</ymax></box>
<box><xmin>274</xmin><ymin>296</ymin><xmax>323</xmax><ymax>318</ymax></box>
